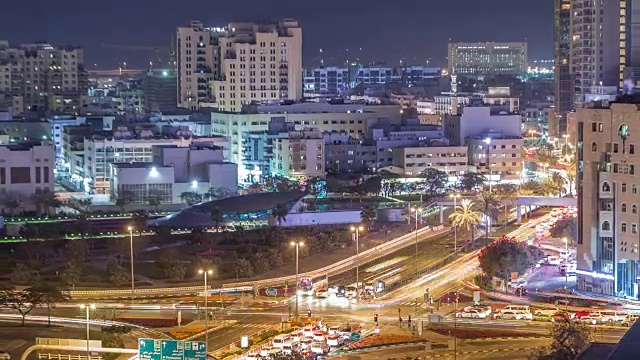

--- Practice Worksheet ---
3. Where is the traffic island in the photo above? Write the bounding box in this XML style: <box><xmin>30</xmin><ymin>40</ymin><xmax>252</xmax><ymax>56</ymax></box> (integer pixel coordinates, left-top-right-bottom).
<box><xmin>424</xmin><ymin>325</ymin><xmax>542</xmax><ymax>340</ymax></box>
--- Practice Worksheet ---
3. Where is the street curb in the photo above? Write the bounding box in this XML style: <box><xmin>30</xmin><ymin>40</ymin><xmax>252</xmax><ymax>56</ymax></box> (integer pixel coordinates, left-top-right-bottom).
<box><xmin>426</xmin><ymin>346</ymin><xmax>543</xmax><ymax>358</ymax></box>
<box><xmin>462</xmin><ymin>336</ymin><xmax>548</xmax><ymax>342</ymax></box>
<box><xmin>331</xmin><ymin>341</ymin><xmax>429</xmax><ymax>355</ymax></box>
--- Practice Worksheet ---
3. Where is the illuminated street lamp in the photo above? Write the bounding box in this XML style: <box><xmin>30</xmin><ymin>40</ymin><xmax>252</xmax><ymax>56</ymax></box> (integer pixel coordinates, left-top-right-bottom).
<box><xmin>562</xmin><ymin>237</ymin><xmax>569</xmax><ymax>310</ymax></box>
<box><xmin>410</xmin><ymin>208</ymin><xmax>422</xmax><ymax>276</ymax></box>
<box><xmin>198</xmin><ymin>269</ymin><xmax>214</xmax><ymax>345</ymax></box>
<box><xmin>79</xmin><ymin>303</ymin><xmax>96</xmax><ymax>359</ymax></box>
<box><xmin>291</xmin><ymin>241</ymin><xmax>304</xmax><ymax>318</ymax></box>
<box><xmin>350</xmin><ymin>226</ymin><xmax>364</xmax><ymax>297</ymax></box>
<box><xmin>127</xmin><ymin>226</ymin><xmax>135</xmax><ymax>303</ymax></box>
<box><xmin>484</xmin><ymin>137</ymin><xmax>492</xmax><ymax>192</ymax></box>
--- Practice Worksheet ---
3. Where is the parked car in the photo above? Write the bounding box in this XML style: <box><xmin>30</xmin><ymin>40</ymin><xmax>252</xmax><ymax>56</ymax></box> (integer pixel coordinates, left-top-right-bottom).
<box><xmin>599</xmin><ymin>310</ymin><xmax>627</xmax><ymax>323</ymax></box>
<box><xmin>494</xmin><ymin>310</ymin><xmax>533</xmax><ymax>320</ymax></box>
<box><xmin>533</xmin><ymin>306</ymin><xmax>560</xmax><ymax>317</ymax></box>
<box><xmin>455</xmin><ymin>308</ymin><xmax>489</xmax><ymax>319</ymax></box>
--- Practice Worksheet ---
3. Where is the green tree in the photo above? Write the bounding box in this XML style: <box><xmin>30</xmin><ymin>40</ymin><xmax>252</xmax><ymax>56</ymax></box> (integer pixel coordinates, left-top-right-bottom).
<box><xmin>519</xmin><ymin>180</ymin><xmax>542</xmax><ymax>196</ymax></box>
<box><xmin>64</xmin><ymin>240</ymin><xmax>88</xmax><ymax>262</ymax></box>
<box><xmin>31</xmin><ymin>188</ymin><xmax>61</xmax><ymax>216</ymax></box>
<box><xmin>458</xmin><ymin>173</ymin><xmax>486</xmax><ymax>193</ymax></box>
<box><xmin>28</xmin><ymin>284</ymin><xmax>68</xmax><ymax>326</ymax></box>
<box><xmin>1</xmin><ymin>192</ymin><xmax>23</xmax><ymax>216</ymax></box>
<box><xmin>418</xmin><ymin>168</ymin><xmax>448</xmax><ymax>198</ymax></box>
<box><xmin>478</xmin><ymin>236</ymin><xmax>544</xmax><ymax>281</ymax></box>
<box><xmin>0</xmin><ymin>288</ymin><xmax>43</xmax><ymax>325</ymax></box>
<box><xmin>75</xmin><ymin>214</ymin><xmax>92</xmax><ymax>240</ymax></box>
<box><xmin>360</xmin><ymin>205</ymin><xmax>377</xmax><ymax>229</ymax></box>
<box><xmin>529</xmin><ymin>315</ymin><xmax>592</xmax><ymax>360</ymax></box>
<box><xmin>235</xmin><ymin>258</ymin><xmax>254</xmax><ymax>278</ymax></box>
<box><xmin>251</xmin><ymin>252</ymin><xmax>271</xmax><ymax>274</ymax></box>
<box><xmin>59</xmin><ymin>260</ymin><xmax>84</xmax><ymax>285</ymax></box>
<box><xmin>566</xmin><ymin>160</ymin><xmax>577</xmax><ymax>197</ymax></box>
<box><xmin>271</xmin><ymin>203</ymin><xmax>289</xmax><ymax>226</ymax></box>
<box><xmin>106</xmin><ymin>259</ymin><xmax>128</xmax><ymax>286</ymax></box>
<box><xmin>156</xmin><ymin>257</ymin><xmax>187</xmax><ymax>281</ymax></box>
<box><xmin>549</xmin><ymin>172</ymin><xmax>567</xmax><ymax>196</ymax></box>
<box><xmin>146</xmin><ymin>190</ymin><xmax>163</xmax><ymax>213</ymax></box>
<box><xmin>478</xmin><ymin>192</ymin><xmax>500</xmax><ymax>238</ymax></box>
<box><xmin>65</xmin><ymin>197</ymin><xmax>93</xmax><ymax>214</ymax></box>
<box><xmin>10</xmin><ymin>262</ymin><xmax>35</xmax><ymax>284</ymax></box>
<box><xmin>180</xmin><ymin>191</ymin><xmax>203</xmax><ymax>206</ymax></box>
<box><xmin>449</xmin><ymin>199</ymin><xmax>482</xmax><ymax>244</ymax></box>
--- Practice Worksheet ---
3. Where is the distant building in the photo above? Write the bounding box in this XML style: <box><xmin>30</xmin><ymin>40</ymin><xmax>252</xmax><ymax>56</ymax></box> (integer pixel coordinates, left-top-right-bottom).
<box><xmin>0</xmin><ymin>40</ymin><xmax>88</xmax><ymax>114</ymax></box>
<box><xmin>111</xmin><ymin>143</ymin><xmax>237</xmax><ymax>205</ymax></box>
<box><xmin>270</xmin><ymin>127</ymin><xmax>325</xmax><ymax>180</ymax></box>
<box><xmin>143</xmin><ymin>69</ymin><xmax>177</xmax><ymax>112</ymax></box>
<box><xmin>0</xmin><ymin>143</ymin><xmax>54</xmax><ymax>212</ymax></box>
<box><xmin>354</xmin><ymin>66</ymin><xmax>440</xmax><ymax>85</ymax></box>
<box><xmin>303</xmin><ymin>66</ymin><xmax>350</xmax><ymax>96</ymax></box>
<box><xmin>448</xmin><ymin>42</ymin><xmax>528</xmax><ymax>77</ymax></box>
<box><xmin>391</xmin><ymin>143</ymin><xmax>468</xmax><ymax>177</ymax></box>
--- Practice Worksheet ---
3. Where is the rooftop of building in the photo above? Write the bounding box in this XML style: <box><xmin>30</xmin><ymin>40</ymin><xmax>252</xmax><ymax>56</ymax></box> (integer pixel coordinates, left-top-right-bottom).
<box><xmin>209</xmin><ymin>100</ymin><xmax>399</xmax><ymax>115</ymax></box>
<box><xmin>576</xmin><ymin>319</ymin><xmax>640</xmax><ymax>359</ymax></box>
<box><xmin>150</xmin><ymin>191</ymin><xmax>306</xmax><ymax>227</ymax></box>
<box><xmin>0</xmin><ymin>141</ymin><xmax>51</xmax><ymax>151</ymax></box>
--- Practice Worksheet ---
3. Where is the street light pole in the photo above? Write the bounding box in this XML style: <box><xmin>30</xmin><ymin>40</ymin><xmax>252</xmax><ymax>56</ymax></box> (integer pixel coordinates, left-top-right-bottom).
<box><xmin>291</xmin><ymin>241</ymin><xmax>304</xmax><ymax>318</ymax></box>
<box><xmin>80</xmin><ymin>303</ymin><xmax>95</xmax><ymax>360</ymax></box>
<box><xmin>198</xmin><ymin>269</ymin><xmax>213</xmax><ymax>345</ymax></box>
<box><xmin>484</xmin><ymin>137</ymin><xmax>492</xmax><ymax>192</ymax></box>
<box><xmin>410</xmin><ymin>208</ymin><xmax>422</xmax><ymax>276</ymax></box>
<box><xmin>351</xmin><ymin>226</ymin><xmax>364</xmax><ymax>296</ymax></box>
<box><xmin>563</xmin><ymin>237</ymin><xmax>569</xmax><ymax>311</ymax></box>
<box><xmin>450</xmin><ymin>194</ymin><xmax>460</xmax><ymax>252</ymax></box>
<box><xmin>127</xmin><ymin>226</ymin><xmax>135</xmax><ymax>303</ymax></box>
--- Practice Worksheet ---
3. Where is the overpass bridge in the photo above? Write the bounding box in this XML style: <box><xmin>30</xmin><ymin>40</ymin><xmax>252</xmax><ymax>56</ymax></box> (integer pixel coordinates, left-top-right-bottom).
<box><xmin>434</xmin><ymin>195</ymin><xmax>576</xmax><ymax>224</ymax></box>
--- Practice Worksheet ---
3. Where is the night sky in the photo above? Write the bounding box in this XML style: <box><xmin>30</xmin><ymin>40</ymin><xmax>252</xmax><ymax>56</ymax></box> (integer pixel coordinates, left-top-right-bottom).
<box><xmin>0</xmin><ymin>0</ymin><xmax>553</xmax><ymax>69</ymax></box>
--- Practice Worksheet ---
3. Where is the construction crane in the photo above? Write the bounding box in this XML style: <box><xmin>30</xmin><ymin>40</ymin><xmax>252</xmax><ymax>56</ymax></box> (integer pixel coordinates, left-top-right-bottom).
<box><xmin>100</xmin><ymin>43</ymin><xmax>175</xmax><ymax>69</ymax></box>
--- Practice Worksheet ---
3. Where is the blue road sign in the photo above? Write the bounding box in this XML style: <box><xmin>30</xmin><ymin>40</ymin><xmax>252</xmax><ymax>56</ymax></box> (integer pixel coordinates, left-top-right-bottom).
<box><xmin>184</xmin><ymin>341</ymin><xmax>207</xmax><ymax>360</ymax></box>
<box><xmin>139</xmin><ymin>339</ymin><xmax>161</xmax><ymax>360</ymax></box>
<box><xmin>161</xmin><ymin>340</ymin><xmax>184</xmax><ymax>360</ymax></box>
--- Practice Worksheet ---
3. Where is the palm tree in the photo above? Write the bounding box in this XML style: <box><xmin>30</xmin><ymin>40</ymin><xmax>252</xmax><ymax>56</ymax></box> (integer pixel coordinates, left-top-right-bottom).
<box><xmin>496</xmin><ymin>184</ymin><xmax>518</xmax><ymax>228</ymax></box>
<box><xmin>360</xmin><ymin>205</ymin><xmax>377</xmax><ymax>229</ymax></box>
<box><xmin>519</xmin><ymin>180</ymin><xmax>541</xmax><ymax>196</ymax></box>
<box><xmin>478</xmin><ymin>192</ymin><xmax>500</xmax><ymax>238</ymax></box>
<box><xmin>549</xmin><ymin>172</ymin><xmax>567</xmax><ymax>197</ymax></box>
<box><xmin>271</xmin><ymin>203</ymin><xmax>289</xmax><ymax>226</ymax></box>
<box><xmin>449</xmin><ymin>199</ymin><xmax>482</xmax><ymax>245</ymax></box>
<box><xmin>210</xmin><ymin>206</ymin><xmax>224</xmax><ymax>228</ymax></box>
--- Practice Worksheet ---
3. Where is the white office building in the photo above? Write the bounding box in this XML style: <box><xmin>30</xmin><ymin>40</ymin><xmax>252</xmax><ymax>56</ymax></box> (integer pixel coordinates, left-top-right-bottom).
<box><xmin>0</xmin><ymin>143</ymin><xmax>54</xmax><ymax>212</ymax></box>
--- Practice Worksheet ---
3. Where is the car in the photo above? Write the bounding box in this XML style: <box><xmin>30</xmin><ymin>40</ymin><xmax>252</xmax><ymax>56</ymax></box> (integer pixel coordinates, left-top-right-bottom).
<box><xmin>533</xmin><ymin>306</ymin><xmax>560</xmax><ymax>317</ymax></box>
<box><xmin>0</xmin><ymin>352</ymin><xmax>9</xmax><ymax>360</ymax></box>
<box><xmin>455</xmin><ymin>308</ymin><xmax>489</xmax><ymax>319</ymax></box>
<box><xmin>313</xmin><ymin>331</ymin><xmax>326</xmax><ymax>342</ymax></box>
<box><xmin>345</xmin><ymin>286</ymin><xmax>358</xmax><ymax>298</ymax></box>
<box><xmin>302</xmin><ymin>326</ymin><xmax>315</xmax><ymax>338</ymax></box>
<box><xmin>282</xmin><ymin>343</ymin><xmax>299</xmax><ymax>355</ymax></box>
<box><xmin>326</xmin><ymin>334</ymin><xmax>344</xmax><ymax>347</ymax></box>
<box><xmin>546</xmin><ymin>256</ymin><xmax>562</xmax><ymax>265</ymax></box>
<box><xmin>243</xmin><ymin>353</ymin><xmax>262</xmax><ymax>360</ymax></box>
<box><xmin>463</xmin><ymin>304</ymin><xmax>492</xmax><ymax>314</ymax></box>
<box><xmin>315</xmin><ymin>289</ymin><xmax>329</xmax><ymax>298</ymax></box>
<box><xmin>310</xmin><ymin>342</ymin><xmax>328</xmax><ymax>355</ymax></box>
<box><xmin>599</xmin><ymin>310</ymin><xmax>627</xmax><ymax>323</ymax></box>
<box><xmin>494</xmin><ymin>310</ymin><xmax>533</xmax><ymax>320</ymax></box>
<box><xmin>327</xmin><ymin>326</ymin><xmax>341</xmax><ymax>335</ymax></box>
<box><xmin>272</xmin><ymin>334</ymin><xmax>293</xmax><ymax>349</ymax></box>
<box><xmin>336</xmin><ymin>286</ymin><xmax>346</xmax><ymax>297</ymax></box>
<box><xmin>573</xmin><ymin>310</ymin><xmax>591</xmax><ymax>319</ymax></box>
<box><xmin>621</xmin><ymin>314</ymin><xmax>640</xmax><ymax>327</ymax></box>
<box><xmin>299</xmin><ymin>338</ymin><xmax>313</xmax><ymax>350</ymax></box>
<box><xmin>260</xmin><ymin>346</ymin><xmax>280</xmax><ymax>357</ymax></box>
<box><xmin>550</xmin><ymin>311</ymin><xmax>575</xmax><ymax>322</ymax></box>
<box><xmin>578</xmin><ymin>314</ymin><xmax>601</xmax><ymax>325</ymax></box>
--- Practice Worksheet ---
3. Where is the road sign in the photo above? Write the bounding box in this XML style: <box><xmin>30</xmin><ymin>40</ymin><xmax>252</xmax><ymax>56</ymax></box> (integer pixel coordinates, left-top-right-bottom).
<box><xmin>511</xmin><ymin>272</ymin><xmax>519</xmax><ymax>281</ymax></box>
<box><xmin>161</xmin><ymin>340</ymin><xmax>184</xmax><ymax>360</ymax></box>
<box><xmin>184</xmin><ymin>341</ymin><xmax>207</xmax><ymax>360</ymax></box>
<box><xmin>139</xmin><ymin>339</ymin><xmax>161</xmax><ymax>360</ymax></box>
<box><xmin>473</xmin><ymin>290</ymin><xmax>480</xmax><ymax>304</ymax></box>
<box><xmin>266</xmin><ymin>288</ymin><xmax>277</xmax><ymax>296</ymax></box>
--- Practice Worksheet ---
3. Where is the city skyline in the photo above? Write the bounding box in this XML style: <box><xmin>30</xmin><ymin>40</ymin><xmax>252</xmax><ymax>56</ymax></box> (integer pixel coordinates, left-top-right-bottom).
<box><xmin>0</xmin><ymin>0</ymin><xmax>553</xmax><ymax>69</ymax></box>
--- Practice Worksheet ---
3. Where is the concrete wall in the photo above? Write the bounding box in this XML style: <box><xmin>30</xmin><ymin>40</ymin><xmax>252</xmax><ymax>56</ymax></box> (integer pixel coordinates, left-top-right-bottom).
<box><xmin>276</xmin><ymin>210</ymin><xmax>362</xmax><ymax>227</ymax></box>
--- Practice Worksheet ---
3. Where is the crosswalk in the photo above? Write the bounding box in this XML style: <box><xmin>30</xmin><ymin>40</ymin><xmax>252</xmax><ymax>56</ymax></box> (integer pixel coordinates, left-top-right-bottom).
<box><xmin>229</xmin><ymin>323</ymin><xmax>278</xmax><ymax>332</ymax></box>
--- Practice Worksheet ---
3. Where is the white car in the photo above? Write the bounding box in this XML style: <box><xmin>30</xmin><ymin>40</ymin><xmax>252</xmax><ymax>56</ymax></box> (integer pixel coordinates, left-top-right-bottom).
<box><xmin>494</xmin><ymin>310</ymin><xmax>533</xmax><ymax>320</ymax></box>
<box><xmin>243</xmin><ymin>353</ymin><xmax>261</xmax><ymax>360</ymax></box>
<box><xmin>259</xmin><ymin>346</ymin><xmax>281</xmax><ymax>357</ymax></box>
<box><xmin>310</xmin><ymin>342</ymin><xmax>328</xmax><ymax>355</ymax></box>
<box><xmin>327</xmin><ymin>326</ymin><xmax>341</xmax><ymax>335</ymax></box>
<box><xmin>345</xmin><ymin>286</ymin><xmax>358</xmax><ymax>298</ymax></box>
<box><xmin>599</xmin><ymin>311</ymin><xmax>627</xmax><ymax>323</ymax></box>
<box><xmin>313</xmin><ymin>331</ymin><xmax>326</xmax><ymax>342</ymax></box>
<box><xmin>282</xmin><ymin>344</ymin><xmax>298</xmax><ymax>355</ymax></box>
<box><xmin>326</xmin><ymin>334</ymin><xmax>344</xmax><ymax>347</ymax></box>
<box><xmin>455</xmin><ymin>308</ymin><xmax>489</xmax><ymax>319</ymax></box>
<box><xmin>301</xmin><ymin>326</ymin><xmax>314</xmax><ymax>338</ymax></box>
<box><xmin>299</xmin><ymin>338</ymin><xmax>313</xmax><ymax>350</ymax></box>
<box><xmin>578</xmin><ymin>314</ymin><xmax>601</xmax><ymax>325</ymax></box>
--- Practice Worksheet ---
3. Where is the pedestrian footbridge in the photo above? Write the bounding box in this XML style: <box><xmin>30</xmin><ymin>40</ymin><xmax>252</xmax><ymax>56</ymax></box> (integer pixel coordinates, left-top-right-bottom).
<box><xmin>434</xmin><ymin>195</ymin><xmax>576</xmax><ymax>224</ymax></box>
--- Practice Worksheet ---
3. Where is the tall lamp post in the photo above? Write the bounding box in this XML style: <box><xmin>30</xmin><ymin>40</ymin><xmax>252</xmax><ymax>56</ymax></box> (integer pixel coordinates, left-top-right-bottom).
<box><xmin>198</xmin><ymin>269</ymin><xmax>213</xmax><ymax>345</ymax></box>
<box><xmin>127</xmin><ymin>226</ymin><xmax>135</xmax><ymax>303</ymax></box>
<box><xmin>410</xmin><ymin>208</ymin><xmax>422</xmax><ymax>276</ymax></box>
<box><xmin>291</xmin><ymin>241</ymin><xmax>304</xmax><ymax>318</ymax></box>
<box><xmin>484</xmin><ymin>137</ymin><xmax>492</xmax><ymax>192</ymax></box>
<box><xmin>563</xmin><ymin>134</ymin><xmax>570</xmax><ymax>153</ymax></box>
<box><xmin>562</xmin><ymin>237</ymin><xmax>569</xmax><ymax>310</ymax></box>
<box><xmin>449</xmin><ymin>193</ymin><xmax>461</xmax><ymax>252</ymax></box>
<box><xmin>350</xmin><ymin>226</ymin><xmax>364</xmax><ymax>296</ymax></box>
<box><xmin>80</xmin><ymin>303</ymin><xmax>96</xmax><ymax>360</ymax></box>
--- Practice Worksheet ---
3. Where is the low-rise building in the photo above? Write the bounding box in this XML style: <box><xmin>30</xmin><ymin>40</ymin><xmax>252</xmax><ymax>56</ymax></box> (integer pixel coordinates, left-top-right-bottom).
<box><xmin>324</xmin><ymin>133</ymin><xmax>377</xmax><ymax>174</ymax></box>
<box><xmin>467</xmin><ymin>133</ymin><xmax>523</xmax><ymax>182</ymax></box>
<box><xmin>111</xmin><ymin>143</ymin><xmax>237</xmax><ymax>205</ymax></box>
<box><xmin>391</xmin><ymin>142</ymin><xmax>468</xmax><ymax>177</ymax></box>
<box><xmin>270</xmin><ymin>127</ymin><xmax>325</xmax><ymax>180</ymax></box>
<box><xmin>0</xmin><ymin>143</ymin><xmax>54</xmax><ymax>212</ymax></box>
